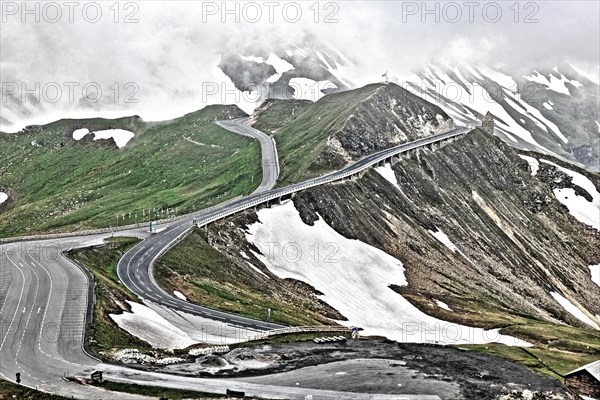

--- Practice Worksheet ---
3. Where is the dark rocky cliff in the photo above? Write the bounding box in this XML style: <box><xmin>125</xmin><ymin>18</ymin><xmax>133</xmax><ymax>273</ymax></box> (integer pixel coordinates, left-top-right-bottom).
<box><xmin>292</xmin><ymin>129</ymin><xmax>600</xmax><ymax>328</ymax></box>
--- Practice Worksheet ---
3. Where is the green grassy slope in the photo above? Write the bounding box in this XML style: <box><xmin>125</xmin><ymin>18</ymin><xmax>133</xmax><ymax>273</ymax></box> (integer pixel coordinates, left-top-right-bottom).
<box><xmin>0</xmin><ymin>105</ymin><xmax>261</xmax><ymax>238</ymax></box>
<box><xmin>254</xmin><ymin>84</ymin><xmax>384</xmax><ymax>185</ymax></box>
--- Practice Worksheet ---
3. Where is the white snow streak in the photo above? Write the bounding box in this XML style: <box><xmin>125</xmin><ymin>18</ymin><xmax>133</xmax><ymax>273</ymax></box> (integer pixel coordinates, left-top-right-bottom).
<box><xmin>0</xmin><ymin>192</ymin><xmax>7</xmax><ymax>205</ymax></box>
<box><xmin>524</xmin><ymin>71</ymin><xmax>582</xmax><ymax>95</ymax></box>
<box><xmin>550</xmin><ymin>292</ymin><xmax>599</xmax><ymax>329</ymax></box>
<box><xmin>240</xmin><ymin>55</ymin><xmax>264</xmax><ymax>63</ymax></box>
<box><xmin>476</xmin><ymin>65</ymin><xmax>517</xmax><ymax>90</ymax></box>
<box><xmin>375</xmin><ymin>163</ymin><xmax>401</xmax><ymax>190</ymax></box>
<box><xmin>435</xmin><ymin>300</ymin><xmax>453</xmax><ymax>312</ymax></box>
<box><xmin>589</xmin><ymin>265</ymin><xmax>600</xmax><ymax>288</ymax></box>
<box><xmin>428</xmin><ymin>228</ymin><xmax>459</xmax><ymax>253</ymax></box>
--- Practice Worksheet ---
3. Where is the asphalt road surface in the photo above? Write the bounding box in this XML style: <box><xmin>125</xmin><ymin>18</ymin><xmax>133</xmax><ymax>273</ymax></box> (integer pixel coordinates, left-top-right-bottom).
<box><xmin>217</xmin><ymin>118</ymin><xmax>280</xmax><ymax>193</ymax></box>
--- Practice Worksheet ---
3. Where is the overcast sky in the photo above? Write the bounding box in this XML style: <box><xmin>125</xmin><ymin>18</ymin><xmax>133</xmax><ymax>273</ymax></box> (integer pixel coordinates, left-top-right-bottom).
<box><xmin>1</xmin><ymin>1</ymin><xmax>598</xmax><ymax>129</ymax></box>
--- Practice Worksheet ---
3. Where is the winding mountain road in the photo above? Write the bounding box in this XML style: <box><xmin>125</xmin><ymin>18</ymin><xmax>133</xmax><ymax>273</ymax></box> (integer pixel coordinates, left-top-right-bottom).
<box><xmin>115</xmin><ymin>122</ymin><xmax>470</xmax><ymax>335</ymax></box>
<box><xmin>0</xmin><ymin>116</ymin><xmax>468</xmax><ymax>399</ymax></box>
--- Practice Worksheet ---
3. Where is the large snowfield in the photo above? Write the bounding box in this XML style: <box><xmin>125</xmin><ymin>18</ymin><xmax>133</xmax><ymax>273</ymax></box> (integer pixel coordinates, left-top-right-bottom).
<box><xmin>246</xmin><ymin>201</ymin><xmax>530</xmax><ymax>346</ymax></box>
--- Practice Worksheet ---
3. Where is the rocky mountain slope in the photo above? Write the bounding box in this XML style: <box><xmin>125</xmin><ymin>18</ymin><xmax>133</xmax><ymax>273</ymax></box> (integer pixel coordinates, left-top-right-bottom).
<box><xmin>159</xmin><ymin>127</ymin><xmax>600</xmax><ymax>390</ymax></box>
<box><xmin>251</xmin><ymin>82</ymin><xmax>452</xmax><ymax>185</ymax></box>
<box><xmin>405</xmin><ymin>63</ymin><xmax>600</xmax><ymax>171</ymax></box>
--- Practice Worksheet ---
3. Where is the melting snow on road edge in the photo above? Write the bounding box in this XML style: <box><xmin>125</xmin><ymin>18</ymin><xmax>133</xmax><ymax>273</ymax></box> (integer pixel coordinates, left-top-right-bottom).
<box><xmin>246</xmin><ymin>201</ymin><xmax>531</xmax><ymax>346</ymax></box>
<box><xmin>173</xmin><ymin>291</ymin><xmax>187</xmax><ymax>301</ymax></box>
<box><xmin>550</xmin><ymin>292</ymin><xmax>599</xmax><ymax>330</ymax></box>
<box><xmin>110</xmin><ymin>301</ymin><xmax>198</xmax><ymax>349</ymax></box>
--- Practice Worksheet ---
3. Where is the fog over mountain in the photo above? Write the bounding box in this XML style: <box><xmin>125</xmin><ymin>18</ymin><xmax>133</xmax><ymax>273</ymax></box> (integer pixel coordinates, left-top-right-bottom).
<box><xmin>1</xmin><ymin>1</ymin><xmax>598</xmax><ymax>131</ymax></box>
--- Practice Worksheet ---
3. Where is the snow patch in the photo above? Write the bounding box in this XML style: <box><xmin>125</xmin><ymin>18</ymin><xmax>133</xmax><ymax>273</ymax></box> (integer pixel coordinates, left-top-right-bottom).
<box><xmin>524</xmin><ymin>71</ymin><xmax>582</xmax><ymax>95</ymax></box>
<box><xmin>289</xmin><ymin>78</ymin><xmax>337</xmax><ymax>102</ymax></box>
<box><xmin>93</xmin><ymin>129</ymin><xmax>135</xmax><ymax>148</ymax></box>
<box><xmin>553</xmin><ymin>188</ymin><xmax>600</xmax><ymax>230</ymax></box>
<box><xmin>476</xmin><ymin>65</ymin><xmax>517</xmax><ymax>90</ymax></box>
<box><xmin>0</xmin><ymin>192</ymin><xmax>7</xmax><ymax>205</ymax></box>
<box><xmin>428</xmin><ymin>228</ymin><xmax>459</xmax><ymax>253</ymax></box>
<box><xmin>246</xmin><ymin>201</ymin><xmax>530</xmax><ymax>346</ymax></box>
<box><xmin>110</xmin><ymin>301</ymin><xmax>198</xmax><ymax>349</ymax></box>
<box><xmin>503</xmin><ymin>91</ymin><xmax>567</xmax><ymax>143</ymax></box>
<box><xmin>543</xmin><ymin>102</ymin><xmax>553</xmax><ymax>110</ymax></box>
<box><xmin>374</xmin><ymin>163</ymin><xmax>401</xmax><ymax>190</ymax></box>
<box><xmin>265</xmin><ymin>53</ymin><xmax>294</xmax><ymax>74</ymax></box>
<box><xmin>246</xmin><ymin>259</ymin><xmax>271</xmax><ymax>280</ymax></box>
<box><xmin>173</xmin><ymin>291</ymin><xmax>187</xmax><ymax>301</ymax></box>
<box><xmin>541</xmin><ymin>160</ymin><xmax>600</xmax><ymax>230</ymax></box>
<box><xmin>435</xmin><ymin>300</ymin><xmax>453</xmax><ymax>312</ymax></box>
<box><xmin>72</xmin><ymin>128</ymin><xmax>89</xmax><ymax>140</ymax></box>
<box><xmin>72</xmin><ymin>128</ymin><xmax>135</xmax><ymax>148</ymax></box>
<box><xmin>518</xmin><ymin>155</ymin><xmax>539</xmax><ymax>175</ymax></box>
<box><xmin>550</xmin><ymin>292</ymin><xmax>599</xmax><ymax>329</ymax></box>
<box><xmin>589</xmin><ymin>265</ymin><xmax>600</xmax><ymax>288</ymax></box>
<box><xmin>408</xmin><ymin>67</ymin><xmax>540</xmax><ymax>146</ymax></box>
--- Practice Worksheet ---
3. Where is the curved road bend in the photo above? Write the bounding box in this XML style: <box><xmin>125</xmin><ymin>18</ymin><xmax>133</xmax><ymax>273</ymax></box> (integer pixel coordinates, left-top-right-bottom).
<box><xmin>117</xmin><ymin>122</ymin><xmax>469</xmax><ymax>333</ymax></box>
<box><xmin>116</xmin><ymin>117</ymin><xmax>284</xmax><ymax>332</ymax></box>
<box><xmin>216</xmin><ymin>118</ymin><xmax>279</xmax><ymax>193</ymax></box>
<box><xmin>0</xmin><ymin>238</ymin><xmax>438</xmax><ymax>399</ymax></box>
